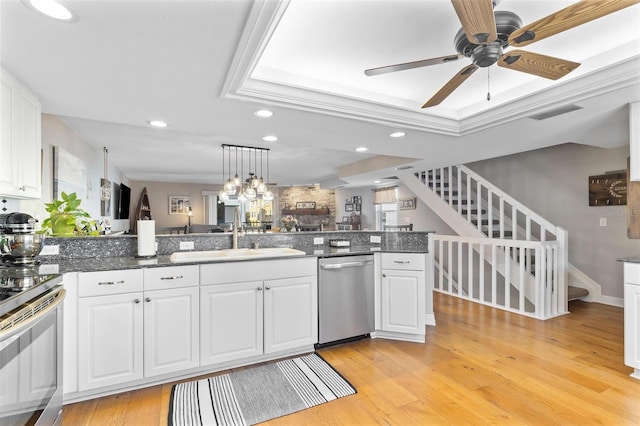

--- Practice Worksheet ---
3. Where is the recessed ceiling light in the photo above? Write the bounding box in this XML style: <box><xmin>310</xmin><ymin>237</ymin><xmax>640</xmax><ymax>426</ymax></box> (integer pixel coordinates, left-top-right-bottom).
<box><xmin>355</xmin><ymin>147</ymin><xmax>369</xmax><ymax>152</ymax></box>
<box><xmin>390</xmin><ymin>131</ymin><xmax>406</xmax><ymax>138</ymax></box>
<box><xmin>148</xmin><ymin>120</ymin><xmax>168</xmax><ymax>128</ymax></box>
<box><xmin>262</xmin><ymin>135</ymin><xmax>278</xmax><ymax>142</ymax></box>
<box><xmin>253</xmin><ymin>109</ymin><xmax>274</xmax><ymax>118</ymax></box>
<box><xmin>374</xmin><ymin>180</ymin><xmax>381</xmax><ymax>184</ymax></box>
<box><xmin>22</xmin><ymin>0</ymin><xmax>78</xmax><ymax>22</ymax></box>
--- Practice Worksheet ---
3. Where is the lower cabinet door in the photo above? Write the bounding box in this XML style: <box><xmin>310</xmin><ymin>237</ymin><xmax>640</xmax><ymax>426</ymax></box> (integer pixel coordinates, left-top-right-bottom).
<box><xmin>625</xmin><ymin>283</ymin><xmax>640</xmax><ymax>369</ymax></box>
<box><xmin>78</xmin><ymin>292</ymin><xmax>144</xmax><ymax>391</ymax></box>
<box><xmin>264</xmin><ymin>276</ymin><xmax>317</xmax><ymax>354</ymax></box>
<box><xmin>144</xmin><ymin>287</ymin><xmax>199</xmax><ymax>377</ymax></box>
<box><xmin>200</xmin><ymin>282</ymin><xmax>263</xmax><ymax>366</ymax></box>
<box><xmin>381</xmin><ymin>269</ymin><xmax>425</xmax><ymax>335</ymax></box>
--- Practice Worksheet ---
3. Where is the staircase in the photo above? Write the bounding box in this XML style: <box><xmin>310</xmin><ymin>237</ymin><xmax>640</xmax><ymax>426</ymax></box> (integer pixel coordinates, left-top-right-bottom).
<box><xmin>401</xmin><ymin>165</ymin><xmax>589</xmax><ymax>320</ymax></box>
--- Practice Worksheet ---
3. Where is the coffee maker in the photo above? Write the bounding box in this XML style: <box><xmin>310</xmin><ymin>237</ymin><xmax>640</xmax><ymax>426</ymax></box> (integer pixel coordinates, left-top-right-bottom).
<box><xmin>0</xmin><ymin>212</ymin><xmax>45</xmax><ymax>265</ymax></box>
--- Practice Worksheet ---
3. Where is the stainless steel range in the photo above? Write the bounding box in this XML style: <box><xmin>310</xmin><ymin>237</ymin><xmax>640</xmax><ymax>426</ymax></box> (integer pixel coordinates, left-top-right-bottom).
<box><xmin>0</xmin><ymin>212</ymin><xmax>65</xmax><ymax>426</ymax></box>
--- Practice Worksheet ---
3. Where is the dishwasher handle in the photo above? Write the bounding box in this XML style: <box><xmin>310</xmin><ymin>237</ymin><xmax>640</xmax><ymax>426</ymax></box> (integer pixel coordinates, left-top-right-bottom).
<box><xmin>320</xmin><ymin>260</ymin><xmax>373</xmax><ymax>270</ymax></box>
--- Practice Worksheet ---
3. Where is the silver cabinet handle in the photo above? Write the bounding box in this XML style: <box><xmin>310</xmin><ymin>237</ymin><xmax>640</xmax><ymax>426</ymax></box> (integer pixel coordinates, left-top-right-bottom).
<box><xmin>382</xmin><ymin>274</ymin><xmax>387</xmax><ymax>277</ymax></box>
<box><xmin>393</xmin><ymin>260</ymin><xmax>411</xmax><ymax>264</ymax></box>
<box><xmin>257</xmin><ymin>286</ymin><xmax>263</xmax><ymax>291</ymax></box>
<box><xmin>145</xmin><ymin>297</ymin><xmax>151</xmax><ymax>302</ymax></box>
<box><xmin>19</xmin><ymin>186</ymin><xmax>25</xmax><ymax>191</ymax></box>
<box><xmin>266</xmin><ymin>286</ymin><xmax>271</xmax><ymax>290</ymax></box>
<box><xmin>134</xmin><ymin>299</ymin><xmax>141</xmax><ymax>304</ymax></box>
<box><xmin>160</xmin><ymin>275</ymin><xmax>183</xmax><ymax>280</ymax></box>
<box><xmin>98</xmin><ymin>280</ymin><xmax>125</xmax><ymax>285</ymax></box>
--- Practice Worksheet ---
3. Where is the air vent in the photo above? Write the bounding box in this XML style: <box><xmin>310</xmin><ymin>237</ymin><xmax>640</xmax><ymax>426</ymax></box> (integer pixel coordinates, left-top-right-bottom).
<box><xmin>395</xmin><ymin>165</ymin><xmax>414</xmax><ymax>170</ymax></box>
<box><xmin>528</xmin><ymin>104</ymin><xmax>583</xmax><ymax>120</ymax></box>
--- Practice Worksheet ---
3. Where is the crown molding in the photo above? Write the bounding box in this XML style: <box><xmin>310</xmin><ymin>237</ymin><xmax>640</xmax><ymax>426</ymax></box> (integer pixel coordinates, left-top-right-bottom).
<box><xmin>222</xmin><ymin>0</ymin><xmax>640</xmax><ymax>137</ymax></box>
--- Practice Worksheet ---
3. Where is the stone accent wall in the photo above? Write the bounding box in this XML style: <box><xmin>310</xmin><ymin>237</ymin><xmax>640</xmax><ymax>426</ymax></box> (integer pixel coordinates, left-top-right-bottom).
<box><xmin>279</xmin><ymin>186</ymin><xmax>336</xmax><ymax>230</ymax></box>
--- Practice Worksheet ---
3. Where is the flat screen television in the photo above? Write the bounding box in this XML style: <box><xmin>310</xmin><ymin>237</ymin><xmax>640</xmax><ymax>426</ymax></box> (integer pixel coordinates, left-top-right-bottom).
<box><xmin>117</xmin><ymin>183</ymin><xmax>131</xmax><ymax>219</ymax></box>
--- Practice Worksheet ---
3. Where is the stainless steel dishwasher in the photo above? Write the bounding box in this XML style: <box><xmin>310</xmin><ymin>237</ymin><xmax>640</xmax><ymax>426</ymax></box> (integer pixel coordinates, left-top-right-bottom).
<box><xmin>317</xmin><ymin>255</ymin><xmax>374</xmax><ymax>346</ymax></box>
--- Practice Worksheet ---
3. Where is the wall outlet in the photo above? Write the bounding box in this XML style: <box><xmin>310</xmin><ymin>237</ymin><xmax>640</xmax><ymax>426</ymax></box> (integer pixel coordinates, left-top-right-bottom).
<box><xmin>179</xmin><ymin>241</ymin><xmax>195</xmax><ymax>250</ymax></box>
<box><xmin>313</xmin><ymin>237</ymin><xmax>324</xmax><ymax>245</ymax></box>
<box><xmin>39</xmin><ymin>264</ymin><xmax>59</xmax><ymax>274</ymax></box>
<box><xmin>600</xmin><ymin>218</ymin><xmax>607</xmax><ymax>227</ymax></box>
<box><xmin>40</xmin><ymin>245</ymin><xmax>59</xmax><ymax>255</ymax></box>
<box><xmin>370</xmin><ymin>235</ymin><xmax>381</xmax><ymax>244</ymax></box>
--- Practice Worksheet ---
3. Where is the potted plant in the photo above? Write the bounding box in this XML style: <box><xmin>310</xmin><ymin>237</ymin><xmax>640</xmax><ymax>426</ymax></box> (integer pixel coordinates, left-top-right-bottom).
<box><xmin>40</xmin><ymin>192</ymin><xmax>100</xmax><ymax>236</ymax></box>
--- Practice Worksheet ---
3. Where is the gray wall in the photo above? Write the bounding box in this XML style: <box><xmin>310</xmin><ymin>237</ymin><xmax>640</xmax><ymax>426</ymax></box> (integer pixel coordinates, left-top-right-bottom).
<box><xmin>465</xmin><ymin>143</ymin><xmax>639</xmax><ymax>300</ymax></box>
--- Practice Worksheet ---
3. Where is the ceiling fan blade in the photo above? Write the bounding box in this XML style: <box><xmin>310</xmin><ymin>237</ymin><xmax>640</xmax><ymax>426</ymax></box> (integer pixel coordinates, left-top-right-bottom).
<box><xmin>451</xmin><ymin>0</ymin><xmax>498</xmax><ymax>44</ymax></box>
<box><xmin>509</xmin><ymin>0</ymin><xmax>640</xmax><ymax>47</ymax></box>
<box><xmin>422</xmin><ymin>64</ymin><xmax>478</xmax><ymax>108</ymax></box>
<box><xmin>364</xmin><ymin>54</ymin><xmax>464</xmax><ymax>76</ymax></box>
<box><xmin>498</xmin><ymin>50</ymin><xmax>580</xmax><ymax>80</ymax></box>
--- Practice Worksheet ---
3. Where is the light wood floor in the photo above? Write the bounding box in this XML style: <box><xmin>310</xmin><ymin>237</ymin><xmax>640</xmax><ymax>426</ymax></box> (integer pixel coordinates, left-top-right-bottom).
<box><xmin>62</xmin><ymin>293</ymin><xmax>640</xmax><ymax>425</ymax></box>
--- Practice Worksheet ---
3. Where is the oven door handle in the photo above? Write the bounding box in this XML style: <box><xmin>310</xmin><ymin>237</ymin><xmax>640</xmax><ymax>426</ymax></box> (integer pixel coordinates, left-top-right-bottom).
<box><xmin>0</xmin><ymin>288</ymin><xmax>65</xmax><ymax>349</ymax></box>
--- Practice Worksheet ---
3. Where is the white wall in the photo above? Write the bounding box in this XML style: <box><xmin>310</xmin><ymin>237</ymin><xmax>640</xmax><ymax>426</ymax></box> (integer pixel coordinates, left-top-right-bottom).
<box><xmin>14</xmin><ymin>114</ymin><xmax>130</xmax><ymax>232</ymax></box>
<box><xmin>466</xmin><ymin>143</ymin><xmax>640</xmax><ymax>300</ymax></box>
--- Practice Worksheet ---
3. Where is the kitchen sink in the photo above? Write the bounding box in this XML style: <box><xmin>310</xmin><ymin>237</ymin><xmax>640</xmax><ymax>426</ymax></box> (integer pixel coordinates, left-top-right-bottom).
<box><xmin>169</xmin><ymin>247</ymin><xmax>306</xmax><ymax>263</ymax></box>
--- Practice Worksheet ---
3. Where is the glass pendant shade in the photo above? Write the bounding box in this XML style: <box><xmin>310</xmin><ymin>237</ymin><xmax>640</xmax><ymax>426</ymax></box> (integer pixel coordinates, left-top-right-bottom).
<box><xmin>263</xmin><ymin>188</ymin><xmax>274</xmax><ymax>201</ymax></box>
<box><xmin>224</xmin><ymin>179</ymin><xmax>236</xmax><ymax>195</ymax></box>
<box><xmin>233</xmin><ymin>174</ymin><xmax>242</xmax><ymax>187</ymax></box>
<box><xmin>218</xmin><ymin>189</ymin><xmax>229</xmax><ymax>202</ymax></box>
<box><xmin>245</xmin><ymin>186</ymin><xmax>256</xmax><ymax>199</ymax></box>
<box><xmin>257</xmin><ymin>178</ymin><xmax>266</xmax><ymax>194</ymax></box>
<box><xmin>237</xmin><ymin>190</ymin><xmax>247</xmax><ymax>203</ymax></box>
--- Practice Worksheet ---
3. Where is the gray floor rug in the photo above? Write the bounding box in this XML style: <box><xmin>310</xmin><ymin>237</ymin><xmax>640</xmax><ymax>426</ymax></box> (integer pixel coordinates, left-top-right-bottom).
<box><xmin>168</xmin><ymin>353</ymin><xmax>356</xmax><ymax>426</ymax></box>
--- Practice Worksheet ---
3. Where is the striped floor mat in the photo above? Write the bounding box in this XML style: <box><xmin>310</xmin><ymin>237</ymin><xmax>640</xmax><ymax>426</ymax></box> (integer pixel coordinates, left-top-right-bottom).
<box><xmin>168</xmin><ymin>353</ymin><xmax>356</xmax><ymax>426</ymax></box>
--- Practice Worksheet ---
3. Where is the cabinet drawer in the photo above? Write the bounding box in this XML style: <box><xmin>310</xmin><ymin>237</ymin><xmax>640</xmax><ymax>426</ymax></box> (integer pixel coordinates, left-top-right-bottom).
<box><xmin>78</xmin><ymin>269</ymin><xmax>143</xmax><ymax>297</ymax></box>
<box><xmin>381</xmin><ymin>253</ymin><xmax>425</xmax><ymax>271</ymax></box>
<box><xmin>625</xmin><ymin>262</ymin><xmax>640</xmax><ymax>285</ymax></box>
<box><xmin>144</xmin><ymin>265</ymin><xmax>199</xmax><ymax>291</ymax></box>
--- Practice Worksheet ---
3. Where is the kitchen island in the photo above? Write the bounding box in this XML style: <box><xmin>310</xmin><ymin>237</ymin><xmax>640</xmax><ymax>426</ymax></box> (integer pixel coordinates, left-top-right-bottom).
<box><xmin>42</xmin><ymin>231</ymin><xmax>433</xmax><ymax>403</ymax></box>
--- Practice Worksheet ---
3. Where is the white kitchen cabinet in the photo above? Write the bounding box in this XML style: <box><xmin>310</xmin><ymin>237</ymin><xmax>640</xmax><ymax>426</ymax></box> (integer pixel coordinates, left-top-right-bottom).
<box><xmin>624</xmin><ymin>262</ymin><xmax>640</xmax><ymax>379</ymax></box>
<box><xmin>143</xmin><ymin>286</ymin><xmax>199</xmax><ymax>377</ymax></box>
<box><xmin>0</xmin><ymin>68</ymin><xmax>41</xmax><ymax>199</ymax></box>
<box><xmin>75</xmin><ymin>266</ymin><xmax>199</xmax><ymax>392</ymax></box>
<box><xmin>264</xmin><ymin>276</ymin><xmax>317</xmax><ymax>354</ymax></box>
<box><xmin>200</xmin><ymin>281</ymin><xmax>263</xmax><ymax>365</ymax></box>
<box><xmin>199</xmin><ymin>257</ymin><xmax>317</xmax><ymax>367</ymax></box>
<box><xmin>78</xmin><ymin>291</ymin><xmax>144</xmax><ymax>391</ymax></box>
<box><xmin>376</xmin><ymin>253</ymin><xmax>426</xmax><ymax>342</ymax></box>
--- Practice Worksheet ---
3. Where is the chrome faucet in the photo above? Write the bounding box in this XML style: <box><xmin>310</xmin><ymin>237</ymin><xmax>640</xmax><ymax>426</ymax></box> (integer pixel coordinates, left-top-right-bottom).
<box><xmin>232</xmin><ymin>207</ymin><xmax>241</xmax><ymax>250</ymax></box>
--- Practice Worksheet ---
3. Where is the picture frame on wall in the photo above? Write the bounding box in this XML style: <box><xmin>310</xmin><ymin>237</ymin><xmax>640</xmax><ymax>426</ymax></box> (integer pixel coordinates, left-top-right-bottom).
<box><xmin>169</xmin><ymin>195</ymin><xmax>191</xmax><ymax>214</ymax></box>
<box><xmin>399</xmin><ymin>197</ymin><xmax>416</xmax><ymax>210</ymax></box>
<box><xmin>355</xmin><ymin>203</ymin><xmax>361</xmax><ymax>212</ymax></box>
<box><xmin>345</xmin><ymin>203</ymin><xmax>354</xmax><ymax>212</ymax></box>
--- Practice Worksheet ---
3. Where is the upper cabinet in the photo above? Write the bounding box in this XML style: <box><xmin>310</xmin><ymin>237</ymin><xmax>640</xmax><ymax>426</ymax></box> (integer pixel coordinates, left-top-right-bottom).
<box><xmin>0</xmin><ymin>68</ymin><xmax>42</xmax><ymax>199</ymax></box>
<box><xmin>631</xmin><ymin>102</ymin><xmax>639</xmax><ymax>182</ymax></box>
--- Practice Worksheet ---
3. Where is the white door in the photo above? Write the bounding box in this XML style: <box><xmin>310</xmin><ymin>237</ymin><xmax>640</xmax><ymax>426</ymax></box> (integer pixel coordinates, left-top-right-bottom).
<box><xmin>200</xmin><ymin>281</ymin><xmax>263</xmax><ymax>366</ymax></box>
<box><xmin>625</xmin><ymin>283</ymin><xmax>640</xmax><ymax>369</ymax></box>
<box><xmin>381</xmin><ymin>269</ymin><xmax>425</xmax><ymax>335</ymax></box>
<box><xmin>78</xmin><ymin>293</ymin><xmax>143</xmax><ymax>391</ymax></box>
<box><xmin>264</xmin><ymin>276</ymin><xmax>317</xmax><ymax>354</ymax></box>
<box><xmin>144</xmin><ymin>287</ymin><xmax>199</xmax><ymax>377</ymax></box>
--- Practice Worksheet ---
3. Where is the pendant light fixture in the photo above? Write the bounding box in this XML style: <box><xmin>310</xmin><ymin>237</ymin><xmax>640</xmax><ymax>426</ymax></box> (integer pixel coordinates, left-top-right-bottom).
<box><xmin>220</xmin><ymin>144</ymin><xmax>273</xmax><ymax>202</ymax></box>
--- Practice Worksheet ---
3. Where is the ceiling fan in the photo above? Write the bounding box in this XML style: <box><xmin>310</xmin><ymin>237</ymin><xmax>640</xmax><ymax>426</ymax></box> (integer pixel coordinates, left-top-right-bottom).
<box><xmin>364</xmin><ymin>0</ymin><xmax>639</xmax><ymax>108</ymax></box>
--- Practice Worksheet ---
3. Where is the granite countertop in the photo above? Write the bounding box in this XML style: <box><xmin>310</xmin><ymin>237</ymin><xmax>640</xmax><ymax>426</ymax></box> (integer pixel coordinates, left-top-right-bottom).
<box><xmin>39</xmin><ymin>244</ymin><xmax>429</xmax><ymax>274</ymax></box>
<box><xmin>618</xmin><ymin>255</ymin><xmax>640</xmax><ymax>264</ymax></box>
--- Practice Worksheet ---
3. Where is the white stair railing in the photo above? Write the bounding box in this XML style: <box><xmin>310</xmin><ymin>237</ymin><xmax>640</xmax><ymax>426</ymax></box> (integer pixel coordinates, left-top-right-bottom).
<box><xmin>433</xmin><ymin>235</ymin><xmax>566</xmax><ymax>319</ymax></box>
<box><xmin>403</xmin><ymin>165</ymin><xmax>569</xmax><ymax>318</ymax></box>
